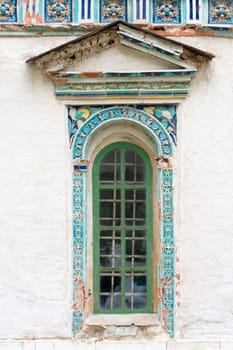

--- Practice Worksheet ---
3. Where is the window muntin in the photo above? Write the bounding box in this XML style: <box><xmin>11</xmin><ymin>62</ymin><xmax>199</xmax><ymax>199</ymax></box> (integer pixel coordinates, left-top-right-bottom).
<box><xmin>93</xmin><ymin>142</ymin><xmax>153</xmax><ymax>313</ymax></box>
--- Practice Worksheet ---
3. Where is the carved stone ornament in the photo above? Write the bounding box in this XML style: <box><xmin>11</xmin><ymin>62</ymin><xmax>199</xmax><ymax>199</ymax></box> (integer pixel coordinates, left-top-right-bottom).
<box><xmin>26</xmin><ymin>21</ymin><xmax>214</xmax><ymax>105</ymax></box>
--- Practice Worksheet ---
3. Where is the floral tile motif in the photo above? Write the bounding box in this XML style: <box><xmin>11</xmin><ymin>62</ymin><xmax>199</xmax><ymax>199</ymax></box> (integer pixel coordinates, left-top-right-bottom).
<box><xmin>209</xmin><ymin>0</ymin><xmax>233</xmax><ymax>24</ymax></box>
<box><xmin>68</xmin><ymin>105</ymin><xmax>177</xmax><ymax>147</ymax></box>
<box><xmin>0</xmin><ymin>0</ymin><xmax>17</xmax><ymax>22</ymax></box>
<box><xmin>70</xmin><ymin>105</ymin><xmax>175</xmax><ymax>336</ymax></box>
<box><xmin>153</xmin><ymin>0</ymin><xmax>181</xmax><ymax>23</ymax></box>
<box><xmin>100</xmin><ymin>0</ymin><xmax>127</xmax><ymax>22</ymax></box>
<box><xmin>142</xmin><ymin>105</ymin><xmax>177</xmax><ymax>145</ymax></box>
<box><xmin>45</xmin><ymin>0</ymin><xmax>72</xmax><ymax>22</ymax></box>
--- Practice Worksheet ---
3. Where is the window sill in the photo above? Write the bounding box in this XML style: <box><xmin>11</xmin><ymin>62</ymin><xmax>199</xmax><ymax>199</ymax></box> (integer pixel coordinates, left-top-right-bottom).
<box><xmin>84</xmin><ymin>313</ymin><xmax>159</xmax><ymax>327</ymax></box>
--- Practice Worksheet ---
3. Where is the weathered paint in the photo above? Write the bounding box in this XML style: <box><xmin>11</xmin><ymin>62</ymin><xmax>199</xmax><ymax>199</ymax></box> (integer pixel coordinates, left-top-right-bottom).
<box><xmin>70</xmin><ymin>106</ymin><xmax>174</xmax><ymax>335</ymax></box>
<box><xmin>26</xmin><ymin>22</ymin><xmax>213</xmax><ymax>106</ymax></box>
<box><xmin>0</xmin><ymin>2</ymin><xmax>232</xmax><ymax>348</ymax></box>
<box><xmin>0</xmin><ymin>0</ymin><xmax>232</xmax><ymax>28</ymax></box>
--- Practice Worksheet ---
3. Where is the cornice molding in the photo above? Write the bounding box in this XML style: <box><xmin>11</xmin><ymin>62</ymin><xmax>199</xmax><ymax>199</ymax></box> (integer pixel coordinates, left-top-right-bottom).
<box><xmin>26</xmin><ymin>21</ymin><xmax>214</xmax><ymax>104</ymax></box>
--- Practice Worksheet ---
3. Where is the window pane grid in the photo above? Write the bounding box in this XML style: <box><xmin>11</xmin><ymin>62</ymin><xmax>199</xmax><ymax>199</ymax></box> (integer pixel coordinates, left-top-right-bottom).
<box><xmin>94</xmin><ymin>143</ymin><xmax>153</xmax><ymax>313</ymax></box>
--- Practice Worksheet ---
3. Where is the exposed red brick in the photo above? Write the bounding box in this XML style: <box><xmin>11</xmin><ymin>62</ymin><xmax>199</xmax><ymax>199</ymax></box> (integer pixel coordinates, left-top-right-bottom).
<box><xmin>80</xmin><ymin>72</ymin><xmax>103</xmax><ymax>78</ymax></box>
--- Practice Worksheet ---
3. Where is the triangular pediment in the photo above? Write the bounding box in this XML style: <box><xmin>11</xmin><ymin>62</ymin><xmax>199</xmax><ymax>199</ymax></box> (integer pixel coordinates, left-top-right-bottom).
<box><xmin>27</xmin><ymin>21</ymin><xmax>214</xmax><ymax>73</ymax></box>
<box><xmin>26</xmin><ymin>21</ymin><xmax>214</xmax><ymax>104</ymax></box>
<box><xmin>71</xmin><ymin>44</ymin><xmax>181</xmax><ymax>72</ymax></box>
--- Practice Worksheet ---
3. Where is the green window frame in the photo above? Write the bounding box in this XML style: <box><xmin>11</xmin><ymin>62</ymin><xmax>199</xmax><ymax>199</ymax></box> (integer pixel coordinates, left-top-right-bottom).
<box><xmin>93</xmin><ymin>142</ymin><xmax>153</xmax><ymax>313</ymax></box>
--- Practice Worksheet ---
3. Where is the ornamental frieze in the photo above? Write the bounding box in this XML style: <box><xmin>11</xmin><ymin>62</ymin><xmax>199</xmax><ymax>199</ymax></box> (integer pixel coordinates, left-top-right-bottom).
<box><xmin>0</xmin><ymin>0</ymin><xmax>232</xmax><ymax>26</ymax></box>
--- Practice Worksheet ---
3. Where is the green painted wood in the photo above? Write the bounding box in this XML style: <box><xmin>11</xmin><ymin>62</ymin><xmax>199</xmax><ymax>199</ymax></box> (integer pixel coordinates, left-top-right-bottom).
<box><xmin>93</xmin><ymin>142</ymin><xmax>153</xmax><ymax>313</ymax></box>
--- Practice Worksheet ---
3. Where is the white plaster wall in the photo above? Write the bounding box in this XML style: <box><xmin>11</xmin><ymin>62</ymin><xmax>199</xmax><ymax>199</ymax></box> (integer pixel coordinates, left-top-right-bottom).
<box><xmin>176</xmin><ymin>37</ymin><xmax>233</xmax><ymax>340</ymax></box>
<box><xmin>74</xmin><ymin>44</ymin><xmax>178</xmax><ymax>72</ymax></box>
<box><xmin>0</xmin><ymin>37</ymin><xmax>74</xmax><ymax>338</ymax></box>
<box><xmin>0</xmin><ymin>35</ymin><xmax>232</xmax><ymax>347</ymax></box>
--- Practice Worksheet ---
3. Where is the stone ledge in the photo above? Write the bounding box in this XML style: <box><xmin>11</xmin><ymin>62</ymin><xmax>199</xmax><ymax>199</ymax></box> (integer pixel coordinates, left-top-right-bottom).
<box><xmin>84</xmin><ymin>314</ymin><xmax>159</xmax><ymax>326</ymax></box>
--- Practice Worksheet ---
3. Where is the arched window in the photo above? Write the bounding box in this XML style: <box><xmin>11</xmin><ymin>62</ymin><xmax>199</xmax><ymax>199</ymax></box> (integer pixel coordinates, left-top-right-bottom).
<box><xmin>92</xmin><ymin>142</ymin><xmax>153</xmax><ymax>313</ymax></box>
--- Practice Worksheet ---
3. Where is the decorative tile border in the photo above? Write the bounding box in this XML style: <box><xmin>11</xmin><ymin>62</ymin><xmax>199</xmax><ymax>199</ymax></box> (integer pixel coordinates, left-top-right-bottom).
<box><xmin>72</xmin><ymin>170</ymin><xmax>86</xmax><ymax>331</ymax></box>
<box><xmin>0</xmin><ymin>0</ymin><xmax>17</xmax><ymax>22</ymax></box>
<box><xmin>71</xmin><ymin>105</ymin><xmax>175</xmax><ymax>337</ymax></box>
<box><xmin>161</xmin><ymin>168</ymin><xmax>174</xmax><ymax>334</ymax></box>
<box><xmin>208</xmin><ymin>0</ymin><xmax>233</xmax><ymax>24</ymax></box>
<box><xmin>0</xmin><ymin>0</ymin><xmax>232</xmax><ymax>25</ymax></box>
<box><xmin>68</xmin><ymin>104</ymin><xmax>177</xmax><ymax>147</ymax></box>
<box><xmin>55</xmin><ymin>72</ymin><xmax>193</xmax><ymax>103</ymax></box>
<box><xmin>100</xmin><ymin>0</ymin><xmax>127</xmax><ymax>22</ymax></box>
<box><xmin>45</xmin><ymin>0</ymin><xmax>72</xmax><ymax>22</ymax></box>
<box><xmin>153</xmin><ymin>0</ymin><xmax>181</xmax><ymax>24</ymax></box>
<box><xmin>72</xmin><ymin>106</ymin><xmax>173</xmax><ymax>158</ymax></box>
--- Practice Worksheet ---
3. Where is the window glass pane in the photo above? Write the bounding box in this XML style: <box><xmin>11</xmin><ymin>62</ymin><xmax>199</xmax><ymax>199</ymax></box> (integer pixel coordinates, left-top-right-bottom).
<box><xmin>125</xmin><ymin>150</ymin><xmax>145</xmax><ymax>184</ymax></box>
<box><xmin>99</xmin><ymin>164</ymin><xmax>113</xmax><ymax>182</ymax></box>
<box><xmin>100</xmin><ymin>275</ymin><xmax>121</xmax><ymax>293</ymax></box>
<box><xmin>125</xmin><ymin>274</ymin><xmax>147</xmax><ymax>309</ymax></box>
<box><xmin>100</xmin><ymin>230</ymin><xmax>121</xmax><ymax>237</ymax></box>
<box><xmin>125</xmin><ymin>189</ymin><xmax>145</xmax><ymax>200</ymax></box>
<box><xmin>100</xmin><ymin>202</ymin><xmax>113</xmax><ymax>218</ymax></box>
<box><xmin>112</xmin><ymin>295</ymin><xmax>121</xmax><ymax>308</ymax></box>
<box><xmin>126</xmin><ymin>230</ymin><xmax>146</xmax><ymax>238</ymax></box>
<box><xmin>133</xmin><ymin>296</ymin><xmax>147</xmax><ymax>309</ymax></box>
<box><xmin>102</xmin><ymin>150</ymin><xmax>120</xmax><ymax>163</ymax></box>
<box><xmin>100</xmin><ymin>189</ymin><xmax>121</xmax><ymax>200</ymax></box>
<box><xmin>136</xmin><ymin>201</ymin><xmax>145</xmax><ymax>218</ymax></box>
<box><xmin>125</xmin><ymin>164</ymin><xmax>134</xmax><ymax>182</ymax></box>
<box><xmin>136</xmin><ymin>165</ymin><xmax>145</xmax><ymax>182</ymax></box>
<box><xmin>125</xmin><ymin>202</ymin><xmax>134</xmax><ymax>219</ymax></box>
<box><xmin>100</xmin><ymin>238</ymin><xmax>113</xmax><ymax>255</ymax></box>
<box><xmin>100</xmin><ymin>234</ymin><xmax>121</xmax><ymax>267</ymax></box>
<box><xmin>125</xmin><ymin>232</ymin><xmax>146</xmax><ymax>267</ymax></box>
<box><xmin>100</xmin><ymin>150</ymin><xmax>120</xmax><ymax>183</ymax></box>
<box><xmin>100</xmin><ymin>218</ymin><xmax>121</xmax><ymax>226</ymax></box>
<box><xmin>100</xmin><ymin>275</ymin><xmax>121</xmax><ymax>309</ymax></box>
<box><xmin>136</xmin><ymin>190</ymin><xmax>146</xmax><ymax>200</ymax></box>
<box><xmin>125</xmin><ymin>150</ymin><xmax>135</xmax><ymax>163</ymax></box>
<box><xmin>100</xmin><ymin>194</ymin><xmax>121</xmax><ymax>226</ymax></box>
<box><xmin>100</xmin><ymin>230</ymin><xmax>115</xmax><ymax>237</ymax></box>
<box><xmin>125</xmin><ymin>189</ymin><xmax>146</xmax><ymax>225</ymax></box>
<box><xmin>134</xmin><ymin>275</ymin><xmax>147</xmax><ymax>292</ymax></box>
<box><xmin>100</xmin><ymin>164</ymin><xmax>120</xmax><ymax>183</ymax></box>
<box><xmin>100</xmin><ymin>189</ymin><xmax>113</xmax><ymax>199</ymax></box>
<box><xmin>125</xmin><ymin>191</ymin><xmax>146</xmax><ymax>226</ymax></box>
